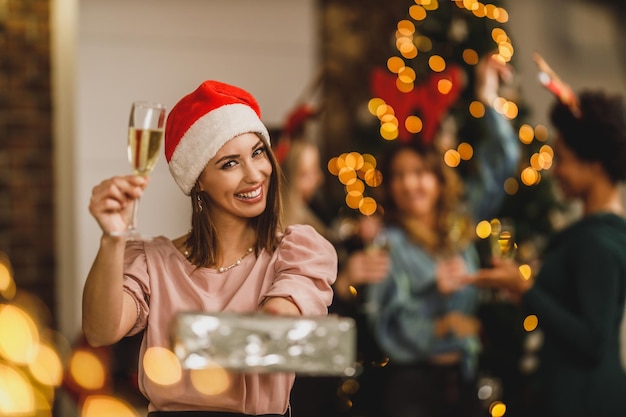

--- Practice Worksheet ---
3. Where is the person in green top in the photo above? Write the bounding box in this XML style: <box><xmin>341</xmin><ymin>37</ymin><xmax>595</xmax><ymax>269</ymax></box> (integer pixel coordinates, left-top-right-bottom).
<box><xmin>470</xmin><ymin>90</ymin><xmax>626</xmax><ymax>417</ymax></box>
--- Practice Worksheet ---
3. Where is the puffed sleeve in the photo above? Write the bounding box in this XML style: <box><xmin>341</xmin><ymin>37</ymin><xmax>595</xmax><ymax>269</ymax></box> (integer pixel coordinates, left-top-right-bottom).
<box><xmin>122</xmin><ymin>240</ymin><xmax>151</xmax><ymax>336</ymax></box>
<box><xmin>264</xmin><ymin>224</ymin><xmax>337</xmax><ymax>316</ymax></box>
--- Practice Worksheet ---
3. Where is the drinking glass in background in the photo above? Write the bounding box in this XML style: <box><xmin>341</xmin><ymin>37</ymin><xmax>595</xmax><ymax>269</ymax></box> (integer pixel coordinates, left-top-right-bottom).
<box><xmin>489</xmin><ymin>217</ymin><xmax>516</xmax><ymax>260</ymax></box>
<box><xmin>115</xmin><ymin>101</ymin><xmax>166</xmax><ymax>239</ymax></box>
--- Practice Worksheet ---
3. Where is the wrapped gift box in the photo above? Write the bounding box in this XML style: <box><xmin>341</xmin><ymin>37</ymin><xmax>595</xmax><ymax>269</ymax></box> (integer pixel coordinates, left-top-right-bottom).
<box><xmin>171</xmin><ymin>312</ymin><xmax>357</xmax><ymax>376</ymax></box>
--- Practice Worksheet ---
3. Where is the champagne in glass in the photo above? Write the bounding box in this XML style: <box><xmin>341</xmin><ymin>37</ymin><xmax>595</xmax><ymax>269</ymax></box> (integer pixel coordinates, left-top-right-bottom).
<box><xmin>120</xmin><ymin>101</ymin><xmax>166</xmax><ymax>239</ymax></box>
<box><xmin>489</xmin><ymin>218</ymin><xmax>516</xmax><ymax>260</ymax></box>
<box><xmin>128</xmin><ymin>126</ymin><xmax>163</xmax><ymax>176</ymax></box>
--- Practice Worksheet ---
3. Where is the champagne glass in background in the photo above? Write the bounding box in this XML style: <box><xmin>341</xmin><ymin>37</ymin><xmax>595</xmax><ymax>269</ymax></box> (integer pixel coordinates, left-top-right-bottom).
<box><xmin>489</xmin><ymin>217</ymin><xmax>516</xmax><ymax>260</ymax></box>
<box><xmin>118</xmin><ymin>101</ymin><xmax>166</xmax><ymax>239</ymax></box>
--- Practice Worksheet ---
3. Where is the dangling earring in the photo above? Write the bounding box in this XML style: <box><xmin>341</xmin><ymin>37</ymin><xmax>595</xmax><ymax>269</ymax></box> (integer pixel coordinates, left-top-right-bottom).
<box><xmin>197</xmin><ymin>194</ymin><xmax>203</xmax><ymax>212</ymax></box>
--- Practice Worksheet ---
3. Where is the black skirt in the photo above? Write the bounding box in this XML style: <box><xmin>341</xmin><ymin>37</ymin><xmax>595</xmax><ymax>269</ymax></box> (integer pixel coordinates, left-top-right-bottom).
<box><xmin>147</xmin><ymin>411</ymin><xmax>288</xmax><ymax>417</ymax></box>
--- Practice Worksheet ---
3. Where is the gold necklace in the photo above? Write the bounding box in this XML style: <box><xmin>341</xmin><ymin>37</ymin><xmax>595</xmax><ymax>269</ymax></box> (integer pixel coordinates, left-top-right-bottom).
<box><xmin>217</xmin><ymin>247</ymin><xmax>254</xmax><ymax>273</ymax></box>
<box><xmin>183</xmin><ymin>246</ymin><xmax>254</xmax><ymax>273</ymax></box>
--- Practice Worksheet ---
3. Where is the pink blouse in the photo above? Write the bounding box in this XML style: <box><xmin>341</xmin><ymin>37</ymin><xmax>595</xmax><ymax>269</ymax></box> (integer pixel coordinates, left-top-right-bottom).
<box><xmin>121</xmin><ymin>224</ymin><xmax>337</xmax><ymax>414</ymax></box>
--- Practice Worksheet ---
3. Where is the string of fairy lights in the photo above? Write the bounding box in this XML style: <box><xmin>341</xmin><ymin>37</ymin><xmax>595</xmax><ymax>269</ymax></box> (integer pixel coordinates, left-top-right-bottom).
<box><xmin>328</xmin><ymin>0</ymin><xmax>554</xmax><ymax>217</ymax></box>
<box><xmin>328</xmin><ymin>1</ymin><xmax>548</xmax><ymax>416</ymax></box>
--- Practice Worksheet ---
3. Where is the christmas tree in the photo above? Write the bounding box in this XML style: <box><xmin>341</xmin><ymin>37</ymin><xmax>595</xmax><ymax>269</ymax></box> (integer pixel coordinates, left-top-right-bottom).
<box><xmin>316</xmin><ymin>1</ymin><xmax>562</xmax><ymax>415</ymax></box>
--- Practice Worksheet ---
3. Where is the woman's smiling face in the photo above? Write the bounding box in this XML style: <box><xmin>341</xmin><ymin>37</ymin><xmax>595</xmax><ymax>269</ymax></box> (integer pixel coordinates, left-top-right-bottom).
<box><xmin>197</xmin><ymin>132</ymin><xmax>272</xmax><ymax>222</ymax></box>
<box><xmin>388</xmin><ymin>148</ymin><xmax>441</xmax><ymax>219</ymax></box>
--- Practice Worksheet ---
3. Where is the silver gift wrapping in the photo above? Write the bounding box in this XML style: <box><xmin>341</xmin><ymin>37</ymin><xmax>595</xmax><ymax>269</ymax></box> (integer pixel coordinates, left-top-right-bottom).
<box><xmin>171</xmin><ymin>312</ymin><xmax>357</xmax><ymax>376</ymax></box>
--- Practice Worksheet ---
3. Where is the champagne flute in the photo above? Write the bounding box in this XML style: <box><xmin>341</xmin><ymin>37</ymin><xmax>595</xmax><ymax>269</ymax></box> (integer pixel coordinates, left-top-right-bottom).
<box><xmin>118</xmin><ymin>101</ymin><xmax>166</xmax><ymax>239</ymax></box>
<box><xmin>489</xmin><ymin>217</ymin><xmax>516</xmax><ymax>260</ymax></box>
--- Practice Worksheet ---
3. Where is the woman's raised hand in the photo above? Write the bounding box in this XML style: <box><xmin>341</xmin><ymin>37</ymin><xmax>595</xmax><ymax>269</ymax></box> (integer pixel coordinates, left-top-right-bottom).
<box><xmin>89</xmin><ymin>175</ymin><xmax>148</xmax><ymax>236</ymax></box>
<box><xmin>475</xmin><ymin>52</ymin><xmax>514</xmax><ymax>106</ymax></box>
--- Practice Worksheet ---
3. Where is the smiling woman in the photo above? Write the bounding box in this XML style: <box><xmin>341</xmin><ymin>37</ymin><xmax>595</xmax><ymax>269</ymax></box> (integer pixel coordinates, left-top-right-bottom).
<box><xmin>81</xmin><ymin>80</ymin><xmax>338</xmax><ymax>416</ymax></box>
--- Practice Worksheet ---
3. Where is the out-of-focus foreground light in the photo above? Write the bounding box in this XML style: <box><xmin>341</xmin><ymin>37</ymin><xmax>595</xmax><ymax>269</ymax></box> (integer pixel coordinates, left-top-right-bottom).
<box><xmin>81</xmin><ymin>395</ymin><xmax>138</xmax><ymax>417</ymax></box>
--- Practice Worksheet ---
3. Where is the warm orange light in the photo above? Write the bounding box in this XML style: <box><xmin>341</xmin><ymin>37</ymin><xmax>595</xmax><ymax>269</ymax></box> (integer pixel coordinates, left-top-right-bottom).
<box><xmin>143</xmin><ymin>347</ymin><xmax>182</xmax><ymax>386</ymax></box>
<box><xmin>457</xmin><ymin>142</ymin><xmax>473</xmax><ymax>160</ymax></box>
<box><xmin>69</xmin><ymin>350</ymin><xmax>107</xmax><ymax>390</ymax></box>
<box><xmin>518</xmin><ymin>124</ymin><xmax>534</xmax><ymax>144</ymax></box>
<box><xmin>367</xmin><ymin>98</ymin><xmax>386</xmax><ymax>116</ymax></box>
<box><xmin>386</xmin><ymin>57</ymin><xmax>405</xmax><ymax>74</ymax></box>
<box><xmin>462</xmin><ymin>49</ymin><xmax>479</xmax><ymax>65</ymax></box>
<box><xmin>428</xmin><ymin>55</ymin><xmax>446</xmax><ymax>72</ymax></box>
<box><xmin>504</xmin><ymin>177</ymin><xmax>519</xmax><ymax>195</ymax></box>
<box><xmin>28</xmin><ymin>341</ymin><xmax>64</xmax><ymax>387</ymax></box>
<box><xmin>346</xmin><ymin>191</ymin><xmax>363</xmax><ymax>209</ymax></box>
<box><xmin>443</xmin><ymin>149</ymin><xmax>461</xmax><ymax>167</ymax></box>
<box><xmin>0</xmin><ymin>304</ymin><xmax>40</xmax><ymax>364</ymax></box>
<box><xmin>475</xmin><ymin>220</ymin><xmax>492</xmax><ymax>239</ymax></box>
<box><xmin>409</xmin><ymin>4</ymin><xmax>427</xmax><ymax>20</ymax></box>
<box><xmin>364</xmin><ymin>169</ymin><xmax>383</xmax><ymax>187</ymax></box>
<box><xmin>81</xmin><ymin>395</ymin><xmax>138</xmax><ymax>417</ymax></box>
<box><xmin>437</xmin><ymin>79</ymin><xmax>453</xmax><ymax>94</ymax></box>
<box><xmin>405</xmin><ymin>116</ymin><xmax>423</xmax><ymax>134</ymax></box>
<box><xmin>0</xmin><ymin>362</ymin><xmax>36</xmax><ymax>414</ymax></box>
<box><xmin>380</xmin><ymin>123</ymin><xmax>399</xmax><ymax>140</ymax></box>
<box><xmin>523</xmin><ymin>315</ymin><xmax>539</xmax><ymax>332</ymax></box>
<box><xmin>521</xmin><ymin>167</ymin><xmax>540</xmax><ymax>186</ymax></box>
<box><xmin>359</xmin><ymin>197</ymin><xmax>378</xmax><ymax>216</ymax></box>
<box><xmin>469</xmin><ymin>101</ymin><xmax>485</xmax><ymax>118</ymax></box>
<box><xmin>190</xmin><ymin>366</ymin><xmax>231</xmax><ymax>396</ymax></box>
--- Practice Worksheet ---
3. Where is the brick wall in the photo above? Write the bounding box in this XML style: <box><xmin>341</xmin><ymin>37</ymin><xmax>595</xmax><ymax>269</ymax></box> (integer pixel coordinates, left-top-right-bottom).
<box><xmin>0</xmin><ymin>0</ymin><xmax>55</xmax><ymax>324</ymax></box>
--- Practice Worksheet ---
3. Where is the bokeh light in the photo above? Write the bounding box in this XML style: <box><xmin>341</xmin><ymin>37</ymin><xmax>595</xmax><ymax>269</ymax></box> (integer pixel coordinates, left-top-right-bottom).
<box><xmin>457</xmin><ymin>142</ymin><xmax>473</xmax><ymax>160</ymax></box>
<box><xmin>359</xmin><ymin>197</ymin><xmax>378</xmax><ymax>216</ymax></box>
<box><xmin>469</xmin><ymin>101</ymin><xmax>486</xmax><ymax>118</ymax></box>
<box><xmin>523</xmin><ymin>315</ymin><xmax>539</xmax><ymax>332</ymax></box>
<box><xmin>387</xmin><ymin>56</ymin><xmax>405</xmax><ymax>73</ymax></box>
<box><xmin>364</xmin><ymin>169</ymin><xmax>383</xmax><ymax>187</ymax></box>
<box><xmin>143</xmin><ymin>347</ymin><xmax>182</xmax><ymax>386</ymax></box>
<box><xmin>338</xmin><ymin>167</ymin><xmax>358</xmax><ymax>185</ymax></box>
<box><xmin>405</xmin><ymin>115</ymin><xmax>423</xmax><ymax>134</ymax></box>
<box><xmin>81</xmin><ymin>395</ymin><xmax>138</xmax><ymax>417</ymax></box>
<box><xmin>409</xmin><ymin>4</ymin><xmax>427</xmax><ymax>20</ymax></box>
<box><xmin>189</xmin><ymin>366</ymin><xmax>231</xmax><ymax>396</ymax></box>
<box><xmin>0</xmin><ymin>253</ymin><xmax>13</xmax><ymax>295</ymax></box>
<box><xmin>518</xmin><ymin>124</ymin><xmax>534</xmax><ymax>144</ymax></box>
<box><xmin>462</xmin><ymin>48</ymin><xmax>479</xmax><ymax>65</ymax></box>
<box><xmin>490</xmin><ymin>400</ymin><xmax>507</xmax><ymax>417</ymax></box>
<box><xmin>519</xmin><ymin>264</ymin><xmax>532</xmax><ymax>280</ymax></box>
<box><xmin>443</xmin><ymin>149</ymin><xmax>461</xmax><ymax>167</ymax></box>
<box><xmin>534</xmin><ymin>124</ymin><xmax>549</xmax><ymax>141</ymax></box>
<box><xmin>346</xmin><ymin>191</ymin><xmax>363</xmax><ymax>210</ymax></box>
<box><xmin>476</xmin><ymin>220</ymin><xmax>492</xmax><ymax>239</ymax></box>
<box><xmin>504</xmin><ymin>177</ymin><xmax>519</xmax><ymax>195</ymax></box>
<box><xmin>521</xmin><ymin>166</ymin><xmax>540</xmax><ymax>186</ymax></box>
<box><xmin>0</xmin><ymin>362</ymin><xmax>36</xmax><ymax>415</ymax></box>
<box><xmin>428</xmin><ymin>55</ymin><xmax>446</xmax><ymax>72</ymax></box>
<box><xmin>28</xmin><ymin>341</ymin><xmax>63</xmax><ymax>387</ymax></box>
<box><xmin>0</xmin><ymin>304</ymin><xmax>40</xmax><ymax>365</ymax></box>
<box><xmin>69</xmin><ymin>350</ymin><xmax>107</xmax><ymax>391</ymax></box>
<box><xmin>414</xmin><ymin>35</ymin><xmax>433</xmax><ymax>52</ymax></box>
<box><xmin>437</xmin><ymin>78</ymin><xmax>453</xmax><ymax>94</ymax></box>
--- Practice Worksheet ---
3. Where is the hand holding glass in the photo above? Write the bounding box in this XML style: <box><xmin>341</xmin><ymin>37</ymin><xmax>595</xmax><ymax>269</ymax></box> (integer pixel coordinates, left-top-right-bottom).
<box><xmin>116</xmin><ymin>101</ymin><xmax>166</xmax><ymax>239</ymax></box>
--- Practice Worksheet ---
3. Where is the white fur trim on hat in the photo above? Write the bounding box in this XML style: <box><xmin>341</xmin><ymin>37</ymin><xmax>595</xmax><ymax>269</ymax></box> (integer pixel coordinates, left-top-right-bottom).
<box><xmin>168</xmin><ymin>103</ymin><xmax>270</xmax><ymax>195</ymax></box>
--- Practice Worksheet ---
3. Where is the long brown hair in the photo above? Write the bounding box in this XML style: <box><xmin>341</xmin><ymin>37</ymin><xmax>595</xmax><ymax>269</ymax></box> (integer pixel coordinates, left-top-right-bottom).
<box><xmin>185</xmin><ymin>135</ymin><xmax>284</xmax><ymax>268</ymax></box>
<box><xmin>380</xmin><ymin>142</ymin><xmax>474</xmax><ymax>254</ymax></box>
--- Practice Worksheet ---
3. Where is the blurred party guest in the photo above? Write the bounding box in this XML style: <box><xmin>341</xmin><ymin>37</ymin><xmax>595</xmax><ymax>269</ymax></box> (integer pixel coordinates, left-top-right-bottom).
<box><xmin>281</xmin><ymin>138</ymin><xmax>333</xmax><ymax>239</ymax></box>
<box><xmin>470</xmin><ymin>90</ymin><xmax>626</xmax><ymax>417</ymax></box>
<box><xmin>362</xmin><ymin>54</ymin><xmax>519</xmax><ymax>417</ymax></box>
<box><xmin>82</xmin><ymin>80</ymin><xmax>337</xmax><ymax>416</ymax></box>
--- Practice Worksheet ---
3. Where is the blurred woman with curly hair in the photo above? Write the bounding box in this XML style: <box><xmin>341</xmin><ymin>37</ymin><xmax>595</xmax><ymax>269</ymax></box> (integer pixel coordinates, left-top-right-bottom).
<box><xmin>471</xmin><ymin>90</ymin><xmax>626</xmax><ymax>417</ymax></box>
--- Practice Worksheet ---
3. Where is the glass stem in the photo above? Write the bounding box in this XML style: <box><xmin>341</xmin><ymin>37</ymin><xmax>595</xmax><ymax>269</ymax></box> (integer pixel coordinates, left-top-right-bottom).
<box><xmin>130</xmin><ymin>197</ymin><xmax>140</xmax><ymax>231</ymax></box>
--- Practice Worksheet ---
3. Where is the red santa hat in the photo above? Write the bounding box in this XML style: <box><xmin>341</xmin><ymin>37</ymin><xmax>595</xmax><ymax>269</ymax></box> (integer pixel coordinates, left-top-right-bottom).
<box><xmin>165</xmin><ymin>80</ymin><xmax>271</xmax><ymax>195</ymax></box>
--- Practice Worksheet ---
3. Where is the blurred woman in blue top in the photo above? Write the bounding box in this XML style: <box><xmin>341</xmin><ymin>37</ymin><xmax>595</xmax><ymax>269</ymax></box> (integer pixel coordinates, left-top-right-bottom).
<box><xmin>363</xmin><ymin>54</ymin><xmax>520</xmax><ymax>417</ymax></box>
